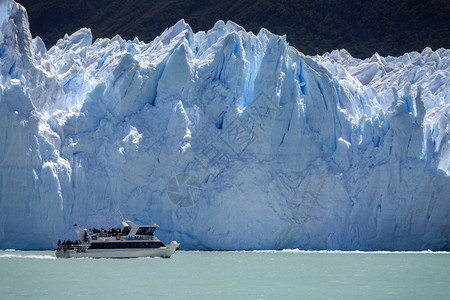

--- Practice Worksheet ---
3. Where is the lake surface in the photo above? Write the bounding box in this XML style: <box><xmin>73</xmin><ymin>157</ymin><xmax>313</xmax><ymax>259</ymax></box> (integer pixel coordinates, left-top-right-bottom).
<box><xmin>0</xmin><ymin>250</ymin><xmax>449</xmax><ymax>299</ymax></box>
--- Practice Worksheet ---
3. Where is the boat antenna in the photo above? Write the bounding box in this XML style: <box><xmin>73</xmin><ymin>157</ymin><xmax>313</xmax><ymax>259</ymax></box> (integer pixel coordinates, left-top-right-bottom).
<box><xmin>148</xmin><ymin>214</ymin><xmax>157</xmax><ymax>225</ymax></box>
<box><xmin>117</xmin><ymin>209</ymin><xmax>126</xmax><ymax>222</ymax></box>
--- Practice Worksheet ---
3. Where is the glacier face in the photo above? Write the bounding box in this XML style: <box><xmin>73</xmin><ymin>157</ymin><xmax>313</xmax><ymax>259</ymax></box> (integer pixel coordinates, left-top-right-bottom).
<box><xmin>0</xmin><ymin>0</ymin><xmax>449</xmax><ymax>250</ymax></box>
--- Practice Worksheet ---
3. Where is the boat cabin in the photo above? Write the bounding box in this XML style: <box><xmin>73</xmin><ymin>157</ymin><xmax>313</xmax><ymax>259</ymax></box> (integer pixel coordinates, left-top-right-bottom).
<box><xmin>75</xmin><ymin>220</ymin><xmax>160</xmax><ymax>243</ymax></box>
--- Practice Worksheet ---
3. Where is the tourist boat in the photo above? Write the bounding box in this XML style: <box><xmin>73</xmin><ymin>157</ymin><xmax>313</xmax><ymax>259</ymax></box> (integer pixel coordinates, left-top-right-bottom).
<box><xmin>55</xmin><ymin>220</ymin><xmax>179</xmax><ymax>258</ymax></box>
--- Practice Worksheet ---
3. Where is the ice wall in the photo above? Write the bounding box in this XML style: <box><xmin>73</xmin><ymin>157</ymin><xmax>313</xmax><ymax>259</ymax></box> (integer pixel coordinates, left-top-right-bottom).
<box><xmin>0</xmin><ymin>0</ymin><xmax>449</xmax><ymax>250</ymax></box>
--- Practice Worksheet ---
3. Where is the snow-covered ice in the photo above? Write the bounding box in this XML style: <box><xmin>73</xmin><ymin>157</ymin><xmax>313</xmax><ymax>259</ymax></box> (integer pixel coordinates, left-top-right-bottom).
<box><xmin>0</xmin><ymin>0</ymin><xmax>448</xmax><ymax>250</ymax></box>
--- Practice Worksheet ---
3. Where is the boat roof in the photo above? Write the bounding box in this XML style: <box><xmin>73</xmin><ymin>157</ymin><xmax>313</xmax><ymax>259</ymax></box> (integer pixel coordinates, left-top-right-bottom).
<box><xmin>121</xmin><ymin>220</ymin><xmax>159</xmax><ymax>228</ymax></box>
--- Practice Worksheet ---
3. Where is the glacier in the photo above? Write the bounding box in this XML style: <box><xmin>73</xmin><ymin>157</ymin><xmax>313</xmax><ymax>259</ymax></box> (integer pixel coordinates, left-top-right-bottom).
<box><xmin>0</xmin><ymin>0</ymin><xmax>449</xmax><ymax>250</ymax></box>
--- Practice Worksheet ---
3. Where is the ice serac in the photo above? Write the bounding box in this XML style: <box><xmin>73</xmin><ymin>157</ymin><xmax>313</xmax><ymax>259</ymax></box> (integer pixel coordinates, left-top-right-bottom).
<box><xmin>0</xmin><ymin>0</ymin><xmax>449</xmax><ymax>250</ymax></box>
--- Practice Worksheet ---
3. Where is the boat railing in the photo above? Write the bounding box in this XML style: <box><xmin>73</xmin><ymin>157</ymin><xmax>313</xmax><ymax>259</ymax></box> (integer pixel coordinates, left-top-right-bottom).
<box><xmin>56</xmin><ymin>244</ymin><xmax>89</xmax><ymax>253</ymax></box>
<box><xmin>125</xmin><ymin>235</ymin><xmax>158</xmax><ymax>241</ymax></box>
<box><xmin>90</xmin><ymin>233</ymin><xmax>158</xmax><ymax>240</ymax></box>
<box><xmin>91</xmin><ymin>233</ymin><xmax>129</xmax><ymax>238</ymax></box>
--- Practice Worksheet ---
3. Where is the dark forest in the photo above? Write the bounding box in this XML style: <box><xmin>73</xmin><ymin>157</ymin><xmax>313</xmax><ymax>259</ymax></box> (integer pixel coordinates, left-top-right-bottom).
<box><xmin>19</xmin><ymin>0</ymin><xmax>450</xmax><ymax>58</ymax></box>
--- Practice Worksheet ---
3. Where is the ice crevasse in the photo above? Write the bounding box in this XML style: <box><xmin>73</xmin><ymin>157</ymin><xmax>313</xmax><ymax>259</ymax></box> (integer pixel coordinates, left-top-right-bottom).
<box><xmin>0</xmin><ymin>0</ymin><xmax>449</xmax><ymax>250</ymax></box>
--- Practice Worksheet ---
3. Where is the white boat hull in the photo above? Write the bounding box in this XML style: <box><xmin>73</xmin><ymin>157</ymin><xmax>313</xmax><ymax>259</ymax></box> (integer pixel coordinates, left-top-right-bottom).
<box><xmin>56</xmin><ymin>242</ymin><xmax>179</xmax><ymax>259</ymax></box>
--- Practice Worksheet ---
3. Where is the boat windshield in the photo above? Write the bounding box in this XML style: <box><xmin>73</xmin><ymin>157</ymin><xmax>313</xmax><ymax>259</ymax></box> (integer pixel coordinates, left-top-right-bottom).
<box><xmin>136</xmin><ymin>227</ymin><xmax>156</xmax><ymax>235</ymax></box>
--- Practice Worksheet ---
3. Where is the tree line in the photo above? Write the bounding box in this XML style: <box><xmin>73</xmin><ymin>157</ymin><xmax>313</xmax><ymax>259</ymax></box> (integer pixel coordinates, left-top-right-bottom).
<box><xmin>19</xmin><ymin>0</ymin><xmax>449</xmax><ymax>58</ymax></box>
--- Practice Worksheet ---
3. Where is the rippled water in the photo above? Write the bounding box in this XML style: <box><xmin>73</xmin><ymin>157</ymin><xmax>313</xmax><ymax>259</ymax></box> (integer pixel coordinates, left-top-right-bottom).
<box><xmin>0</xmin><ymin>250</ymin><xmax>449</xmax><ymax>299</ymax></box>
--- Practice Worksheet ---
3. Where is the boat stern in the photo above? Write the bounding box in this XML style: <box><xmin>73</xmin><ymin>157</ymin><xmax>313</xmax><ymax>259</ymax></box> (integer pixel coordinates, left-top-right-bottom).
<box><xmin>55</xmin><ymin>249</ymin><xmax>71</xmax><ymax>258</ymax></box>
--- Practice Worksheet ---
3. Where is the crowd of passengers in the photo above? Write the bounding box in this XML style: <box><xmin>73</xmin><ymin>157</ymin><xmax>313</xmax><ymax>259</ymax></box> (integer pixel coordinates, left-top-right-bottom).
<box><xmin>89</xmin><ymin>227</ymin><xmax>130</xmax><ymax>237</ymax></box>
<box><xmin>57</xmin><ymin>240</ymin><xmax>81</xmax><ymax>247</ymax></box>
<box><xmin>57</xmin><ymin>239</ymin><xmax>84</xmax><ymax>252</ymax></box>
<box><xmin>57</xmin><ymin>227</ymin><xmax>132</xmax><ymax>250</ymax></box>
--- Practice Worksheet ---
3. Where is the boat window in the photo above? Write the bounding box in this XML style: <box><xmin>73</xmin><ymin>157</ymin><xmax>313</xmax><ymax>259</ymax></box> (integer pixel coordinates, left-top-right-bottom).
<box><xmin>136</xmin><ymin>227</ymin><xmax>156</xmax><ymax>235</ymax></box>
<box><xmin>88</xmin><ymin>241</ymin><xmax>166</xmax><ymax>249</ymax></box>
<box><xmin>90</xmin><ymin>243</ymin><xmax>107</xmax><ymax>249</ymax></box>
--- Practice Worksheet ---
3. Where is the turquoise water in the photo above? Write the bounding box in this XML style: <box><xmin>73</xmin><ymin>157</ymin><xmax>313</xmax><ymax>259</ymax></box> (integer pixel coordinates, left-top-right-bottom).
<box><xmin>0</xmin><ymin>250</ymin><xmax>449</xmax><ymax>299</ymax></box>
